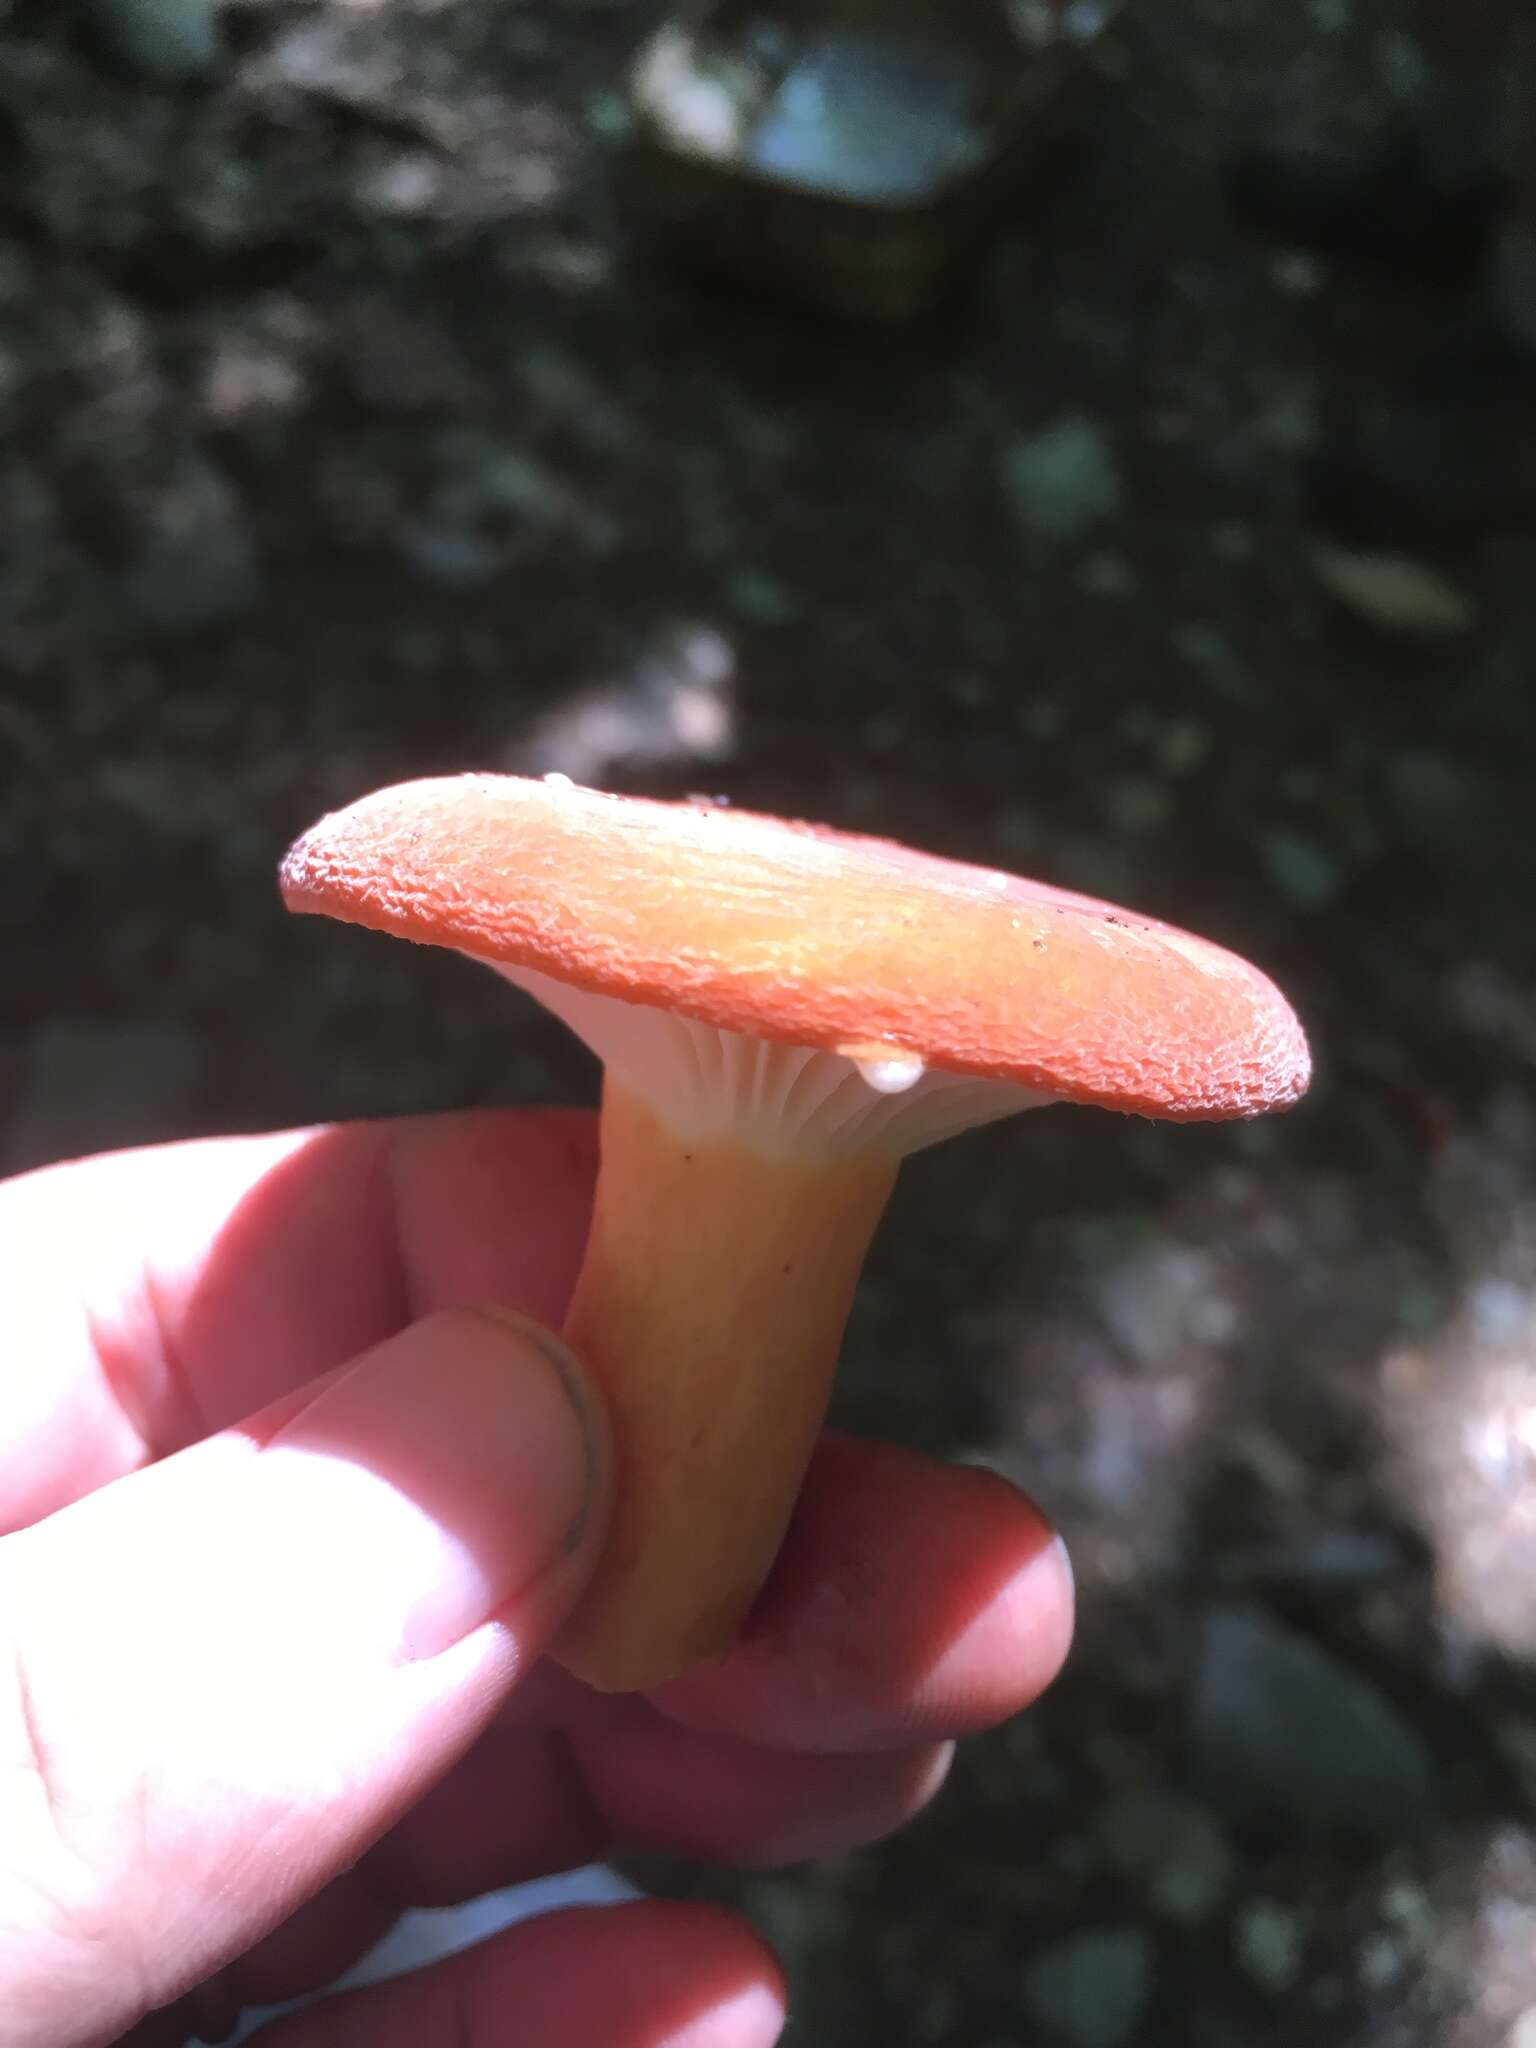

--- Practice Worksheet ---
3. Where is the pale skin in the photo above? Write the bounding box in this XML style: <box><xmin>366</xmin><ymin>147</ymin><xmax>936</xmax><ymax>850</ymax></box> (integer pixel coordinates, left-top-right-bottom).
<box><xmin>0</xmin><ymin>1108</ymin><xmax>1074</xmax><ymax>2048</ymax></box>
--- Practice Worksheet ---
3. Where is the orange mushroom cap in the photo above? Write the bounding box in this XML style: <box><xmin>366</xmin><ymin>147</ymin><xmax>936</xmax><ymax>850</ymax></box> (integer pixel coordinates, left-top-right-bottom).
<box><xmin>280</xmin><ymin>775</ymin><xmax>1308</xmax><ymax>1122</ymax></box>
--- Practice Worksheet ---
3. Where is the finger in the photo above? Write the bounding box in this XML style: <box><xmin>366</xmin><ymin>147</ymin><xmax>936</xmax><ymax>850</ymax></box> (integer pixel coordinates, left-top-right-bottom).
<box><xmin>651</xmin><ymin>1436</ymin><xmax>1074</xmax><ymax>1753</ymax></box>
<box><xmin>363</xmin><ymin>1723</ymin><xmax>610</xmax><ymax>1908</ymax></box>
<box><xmin>257</xmin><ymin>1708</ymin><xmax>942</xmax><ymax>1944</ymax></box>
<box><xmin>175</xmin><ymin>1433</ymin><xmax>1067</xmax><ymax>1979</ymax></box>
<box><xmin>575</xmin><ymin>1710</ymin><xmax>955</xmax><ymax>1865</ymax></box>
<box><xmin>254</xmin><ymin>1700</ymin><xmax>949</xmax><ymax>1961</ymax></box>
<box><xmin>132</xmin><ymin>1718</ymin><xmax>615</xmax><ymax>2029</ymax></box>
<box><xmin>234</xmin><ymin>1439</ymin><xmax>1070</xmax><ymax>1922</ymax></box>
<box><xmin>0</xmin><ymin>1306</ymin><xmax>609</xmax><ymax>2048</ymax></box>
<box><xmin>118</xmin><ymin>1873</ymin><xmax>399</xmax><ymax>2046</ymax></box>
<box><xmin>249</xmin><ymin>1901</ymin><xmax>785</xmax><ymax>2048</ymax></box>
<box><xmin>0</xmin><ymin>1108</ymin><xmax>597</xmax><ymax>1529</ymax></box>
<box><xmin>195</xmin><ymin>1720</ymin><xmax>614</xmax><ymax>2019</ymax></box>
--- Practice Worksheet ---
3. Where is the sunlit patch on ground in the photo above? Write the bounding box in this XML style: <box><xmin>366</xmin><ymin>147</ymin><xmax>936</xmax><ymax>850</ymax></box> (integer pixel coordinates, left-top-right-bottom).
<box><xmin>1382</xmin><ymin>1094</ymin><xmax>1536</xmax><ymax>1664</ymax></box>
<box><xmin>974</xmin><ymin>1160</ymin><xmax>1423</xmax><ymax>1602</ymax></box>
<box><xmin>1435</xmin><ymin>1830</ymin><xmax>1536</xmax><ymax>2048</ymax></box>
<box><xmin>975</xmin><ymin>1236</ymin><xmax>1233</xmax><ymax>1591</ymax></box>
<box><xmin>507</xmin><ymin>621</ymin><xmax>738</xmax><ymax>785</ymax></box>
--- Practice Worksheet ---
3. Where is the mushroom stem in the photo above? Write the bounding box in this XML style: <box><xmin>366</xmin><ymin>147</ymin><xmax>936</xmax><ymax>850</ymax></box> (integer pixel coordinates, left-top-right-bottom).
<box><xmin>554</xmin><ymin>1077</ymin><xmax>897</xmax><ymax>1692</ymax></box>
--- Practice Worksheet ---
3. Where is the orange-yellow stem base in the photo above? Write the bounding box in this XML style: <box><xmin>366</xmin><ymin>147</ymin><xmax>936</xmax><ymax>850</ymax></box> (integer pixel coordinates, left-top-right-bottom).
<box><xmin>553</xmin><ymin>1080</ymin><xmax>896</xmax><ymax>1693</ymax></box>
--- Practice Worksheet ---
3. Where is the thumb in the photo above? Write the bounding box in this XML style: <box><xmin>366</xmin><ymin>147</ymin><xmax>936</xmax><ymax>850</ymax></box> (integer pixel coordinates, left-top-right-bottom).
<box><xmin>0</xmin><ymin>1305</ymin><xmax>608</xmax><ymax>2048</ymax></box>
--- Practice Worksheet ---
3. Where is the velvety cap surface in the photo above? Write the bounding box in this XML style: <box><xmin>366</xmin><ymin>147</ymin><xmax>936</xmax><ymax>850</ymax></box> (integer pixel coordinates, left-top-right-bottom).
<box><xmin>280</xmin><ymin>775</ymin><xmax>1310</xmax><ymax>1121</ymax></box>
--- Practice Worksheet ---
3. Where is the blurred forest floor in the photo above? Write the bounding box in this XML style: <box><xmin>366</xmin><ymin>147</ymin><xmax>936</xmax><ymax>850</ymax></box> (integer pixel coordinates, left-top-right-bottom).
<box><xmin>5</xmin><ymin>1</ymin><xmax>1536</xmax><ymax>2042</ymax></box>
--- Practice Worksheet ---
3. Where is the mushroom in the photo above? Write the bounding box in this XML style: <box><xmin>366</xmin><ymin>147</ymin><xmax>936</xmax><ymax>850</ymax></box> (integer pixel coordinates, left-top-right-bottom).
<box><xmin>280</xmin><ymin>774</ymin><xmax>1310</xmax><ymax>1691</ymax></box>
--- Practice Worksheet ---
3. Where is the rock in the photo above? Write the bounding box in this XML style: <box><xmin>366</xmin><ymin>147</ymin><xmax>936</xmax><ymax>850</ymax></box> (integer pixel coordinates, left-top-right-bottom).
<box><xmin>633</xmin><ymin>26</ymin><xmax>755</xmax><ymax>162</ymax></box>
<box><xmin>200</xmin><ymin>330</ymin><xmax>309</xmax><ymax>430</ymax></box>
<box><xmin>1094</xmin><ymin>1243</ymin><xmax>1239</xmax><ymax>1367</ymax></box>
<box><xmin>1097</xmin><ymin>1791</ymin><xmax>1235</xmax><ymax>1926</ymax></box>
<box><xmin>726</xmin><ymin>569</ymin><xmax>801</xmax><ymax>625</ymax></box>
<box><xmin>517</xmin><ymin>349</ymin><xmax>634</xmax><ymax>453</ymax></box>
<box><xmin>1383</xmin><ymin>750</ymin><xmax>1481</xmax><ymax>842</ymax></box>
<box><xmin>1170</xmin><ymin>620</ymin><xmax>1234</xmax><ymax>669</ymax></box>
<box><xmin>86</xmin><ymin>0</ymin><xmax>222</xmax><ymax>81</ymax></box>
<box><xmin>1171</xmin><ymin>619</ymin><xmax>1250</xmax><ymax>698</ymax></box>
<box><xmin>1234</xmin><ymin>1901</ymin><xmax>1302</xmax><ymax>1992</ymax></box>
<box><xmin>1269</xmin><ymin>250</ymin><xmax>1324</xmax><ymax>298</ymax></box>
<box><xmin>1258</xmin><ymin>830</ymin><xmax>1343</xmax><ymax>911</ymax></box>
<box><xmin>1357</xmin><ymin>1930</ymin><xmax>1405</xmax><ymax>1990</ymax></box>
<box><xmin>1209</xmin><ymin>520</ymin><xmax>1256</xmax><ymax>559</ymax></box>
<box><xmin>1311</xmin><ymin>542</ymin><xmax>1477</xmax><ymax>636</ymax></box>
<box><xmin>1235</xmin><ymin>1527</ymin><xmax>1406</xmax><ymax>1587</ymax></box>
<box><xmin>95</xmin><ymin>754</ymin><xmax>262</xmax><ymax>850</ymax></box>
<box><xmin>1154</xmin><ymin>717</ymin><xmax>1211</xmax><ymax>775</ymax></box>
<box><xmin>1379</xmin><ymin>1877</ymin><xmax>1435</xmax><ymax>1948</ymax></box>
<box><xmin>1250</xmin><ymin>377</ymin><xmax>1323</xmax><ymax>456</ymax></box>
<box><xmin>0</xmin><ymin>463</ymin><xmax>64</xmax><ymax>630</ymax></box>
<box><xmin>1095</xmin><ymin>776</ymin><xmax>1172</xmax><ymax>837</ymax></box>
<box><xmin>336</xmin><ymin>302</ymin><xmax>475</xmax><ymax>416</ymax></box>
<box><xmin>1000</xmin><ymin>417</ymin><xmax>1125</xmax><ymax>544</ymax></box>
<box><xmin>510</xmin><ymin>622</ymin><xmax>736</xmax><ymax>782</ymax></box>
<box><xmin>1077</xmin><ymin>551</ymin><xmax>1137</xmax><ymax>598</ymax></box>
<box><xmin>584</xmin><ymin>90</ymin><xmax>633</xmax><ymax>141</ymax></box>
<box><xmin>5</xmin><ymin>1020</ymin><xmax>210</xmax><ymax>1173</ymax></box>
<box><xmin>417</xmin><ymin>428</ymin><xmax>618</xmax><ymax>559</ymax></box>
<box><xmin>353</xmin><ymin>151</ymin><xmax>443</xmax><ymax>220</ymax></box>
<box><xmin>1021</xmin><ymin>1928</ymin><xmax>1155</xmax><ymax>2048</ymax></box>
<box><xmin>405</xmin><ymin>411</ymin><xmax>634</xmax><ymax>585</ymax></box>
<box><xmin>398</xmin><ymin>518</ymin><xmax>505</xmax><ymax>589</ymax></box>
<box><xmin>1191</xmin><ymin>1605</ymin><xmax>1437</xmax><ymax>1842</ymax></box>
<box><xmin>117</xmin><ymin>455</ymin><xmax>261</xmax><ymax>637</ymax></box>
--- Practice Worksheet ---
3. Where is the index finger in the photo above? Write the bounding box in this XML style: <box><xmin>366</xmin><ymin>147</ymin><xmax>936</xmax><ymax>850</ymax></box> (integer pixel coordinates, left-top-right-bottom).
<box><xmin>0</xmin><ymin>1109</ymin><xmax>598</xmax><ymax>1533</ymax></box>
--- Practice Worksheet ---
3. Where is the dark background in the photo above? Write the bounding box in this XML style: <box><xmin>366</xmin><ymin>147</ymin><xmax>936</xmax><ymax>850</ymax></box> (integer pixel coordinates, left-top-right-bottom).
<box><xmin>5</xmin><ymin>2</ymin><xmax>1536</xmax><ymax>2042</ymax></box>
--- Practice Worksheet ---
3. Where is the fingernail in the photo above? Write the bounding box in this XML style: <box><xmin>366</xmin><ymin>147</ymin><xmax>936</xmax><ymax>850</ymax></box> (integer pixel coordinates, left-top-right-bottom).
<box><xmin>268</xmin><ymin>1307</ymin><xmax>602</xmax><ymax>1663</ymax></box>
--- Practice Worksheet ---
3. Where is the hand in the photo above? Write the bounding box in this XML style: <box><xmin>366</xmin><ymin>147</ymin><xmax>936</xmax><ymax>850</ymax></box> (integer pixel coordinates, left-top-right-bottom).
<box><xmin>0</xmin><ymin>1111</ymin><xmax>1073</xmax><ymax>2048</ymax></box>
